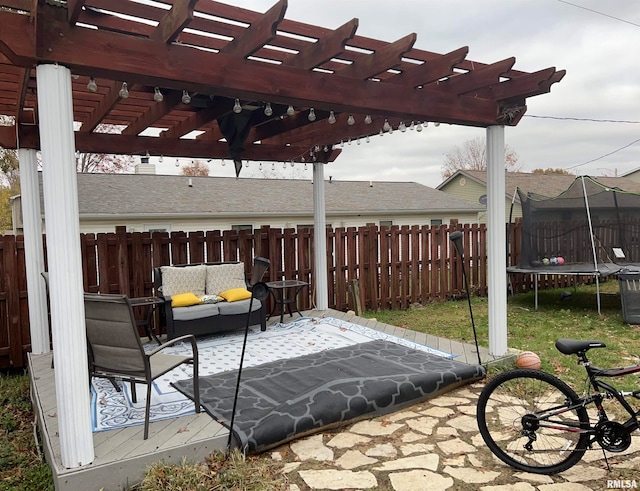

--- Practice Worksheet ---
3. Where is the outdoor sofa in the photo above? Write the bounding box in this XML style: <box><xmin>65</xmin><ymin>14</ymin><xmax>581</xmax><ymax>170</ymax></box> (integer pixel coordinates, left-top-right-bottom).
<box><xmin>153</xmin><ymin>262</ymin><xmax>266</xmax><ymax>340</ymax></box>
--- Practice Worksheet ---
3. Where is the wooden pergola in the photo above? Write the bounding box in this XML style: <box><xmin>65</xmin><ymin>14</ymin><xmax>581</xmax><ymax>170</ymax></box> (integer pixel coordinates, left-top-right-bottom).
<box><xmin>0</xmin><ymin>0</ymin><xmax>564</xmax><ymax>472</ymax></box>
<box><xmin>0</xmin><ymin>0</ymin><xmax>564</xmax><ymax>161</ymax></box>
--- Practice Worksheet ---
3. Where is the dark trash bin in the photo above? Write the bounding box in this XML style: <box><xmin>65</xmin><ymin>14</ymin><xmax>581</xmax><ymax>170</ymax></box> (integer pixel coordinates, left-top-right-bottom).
<box><xmin>618</xmin><ymin>271</ymin><xmax>640</xmax><ymax>324</ymax></box>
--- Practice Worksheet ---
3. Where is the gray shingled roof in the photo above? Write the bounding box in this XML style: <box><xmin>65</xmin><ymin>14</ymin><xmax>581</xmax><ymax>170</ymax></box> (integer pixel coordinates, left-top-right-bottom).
<box><xmin>440</xmin><ymin>170</ymin><xmax>640</xmax><ymax>199</ymax></box>
<box><xmin>72</xmin><ymin>174</ymin><xmax>482</xmax><ymax>218</ymax></box>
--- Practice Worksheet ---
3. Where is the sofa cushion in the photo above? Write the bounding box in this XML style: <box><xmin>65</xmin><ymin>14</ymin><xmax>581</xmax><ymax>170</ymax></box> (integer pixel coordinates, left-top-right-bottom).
<box><xmin>219</xmin><ymin>287</ymin><xmax>252</xmax><ymax>302</ymax></box>
<box><xmin>206</xmin><ymin>263</ymin><xmax>246</xmax><ymax>295</ymax></box>
<box><xmin>161</xmin><ymin>265</ymin><xmax>207</xmax><ymax>297</ymax></box>
<box><xmin>173</xmin><ymin>303</ymin><xmax>220</xmax><ymax>321</ymax></box>
<box><xmin>217</xmin><ymin>298</ymin><xmax>263</xmax><ymax>316</ymax></box>
<box><xmin>171</xmin><ymin>292</ymin><xmax>202</xmax><ymax>307</ymax></box>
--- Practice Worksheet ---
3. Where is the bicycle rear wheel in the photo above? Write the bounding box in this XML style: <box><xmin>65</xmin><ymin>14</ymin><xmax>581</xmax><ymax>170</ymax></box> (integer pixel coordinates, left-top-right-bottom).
<box><xmin>477</xmin><ymin>369</ymin><xmax>590</xmax><ymax>474</ymax></box>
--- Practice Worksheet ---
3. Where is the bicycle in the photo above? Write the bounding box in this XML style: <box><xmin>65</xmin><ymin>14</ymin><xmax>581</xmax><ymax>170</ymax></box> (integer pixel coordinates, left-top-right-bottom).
<box><xmin>476</xmin><ymin>338</ymin><xmax>640</xmax><ymax>474</ymax></box>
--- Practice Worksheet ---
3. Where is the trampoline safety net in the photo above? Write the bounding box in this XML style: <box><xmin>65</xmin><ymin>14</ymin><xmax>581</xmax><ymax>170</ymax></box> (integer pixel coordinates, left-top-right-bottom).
<box><xmin>516</xmin><ymin>176</ymin><xmax>640</xmax><ymax>270</ymax></box>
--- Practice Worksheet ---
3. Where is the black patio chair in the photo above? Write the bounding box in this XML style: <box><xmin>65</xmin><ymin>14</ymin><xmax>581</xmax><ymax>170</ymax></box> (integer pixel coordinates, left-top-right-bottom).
<box><xmin>84</xmin><ymin>293</ymin><xmax>200</xmax><ymax>439</ymax></box>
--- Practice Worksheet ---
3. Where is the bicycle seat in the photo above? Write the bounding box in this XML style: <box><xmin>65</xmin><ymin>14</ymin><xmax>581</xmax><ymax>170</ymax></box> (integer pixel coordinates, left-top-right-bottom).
<box><xmin>556</xmin><ymin>339</ymin><xmax>606</xmax><ymax>355</ymax></box>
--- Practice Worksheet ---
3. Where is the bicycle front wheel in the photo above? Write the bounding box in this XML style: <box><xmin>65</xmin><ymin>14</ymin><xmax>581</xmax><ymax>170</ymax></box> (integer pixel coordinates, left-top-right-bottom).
<box><xmin>477</xmin><ymin>369</ymin><xmax>590</xmax><ymax>474</ymax></box>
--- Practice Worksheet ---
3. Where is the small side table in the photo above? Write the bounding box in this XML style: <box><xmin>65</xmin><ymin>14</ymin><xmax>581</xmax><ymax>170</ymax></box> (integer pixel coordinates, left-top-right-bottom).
<box><xmin>266</xmin><ymin>280</ymin><xmax>309</xmax><ymax>323</ymax></box>
<box><xmin>130</xmin><ymin>296</ymin><xmax>164</xmax><ymax>345</ymax></box>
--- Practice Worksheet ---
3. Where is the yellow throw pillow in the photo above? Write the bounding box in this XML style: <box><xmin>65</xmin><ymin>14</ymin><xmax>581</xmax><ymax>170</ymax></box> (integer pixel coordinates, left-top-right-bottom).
<box><xmin>218</xmin><ymin>287</ymin><xmax>252</xmax><ymax>302</ymax></box>
<box><xmin>171</xmin><ymin>292</ymin><xmax>202</xmax><ymax>307</ymax></box>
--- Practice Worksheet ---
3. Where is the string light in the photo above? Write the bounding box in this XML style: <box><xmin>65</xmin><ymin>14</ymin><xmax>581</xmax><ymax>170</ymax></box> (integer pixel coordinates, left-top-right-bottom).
<box><xmin>416</xmin><ymin>122</ymin><xmax>423</xmax><ymax>132</ymax></box>
<box><xmin>328</xmin><ymin>111</ymin><xmax>336</xmax><ymax>124</ymax></box>
<box><xmin>364</xmin><ymin>115</ymin><xmax>372</xmax><ymax>124</ymax></box>
<box><xmin>383</xmin><ymin>119</ymin><xmax>391</xmax><ymax>132</ymax></box>
<box><xmin>175</xmin><ymin>158</ymin><xmax>180</xmax><ymax>167</ymax></box>
<box><xmin>264</xmin><ymin>102</ymin><xmax>273</xmax><ymax>116</ymax></box>
<box><xmin>347</xmin><ymin>114</ymin><xmax>355</xmax><ymax>126</ymax></box>
<box><xmin>87</xmin><ymin>77</ymin><xmax>98</xmax><ymax>93</ymax></box>
<box><xmin>399</xmin><ymin>121</ymin><xmax>407</xmax><ymax>132</ymax></box>
<box><xmin>308</xmin><ymin>108</ymin><xmax>316</xmax><ymax>121</ymax></box>
<box><xmin>181</xmin><ymin>90</ymin><xmax>191</xmax><ymax>104</ymax></box>
<box><xmin>286</xmin><ymin>105</ymin><xmax>295</xmax><ymax>116</ymax></box>
<box><xmin>153</xmin><ymin>87</ymin><xmax>164</xmax><ymax>102</ymax></box>
<box><xmin>119</xmin><ymin>82</ymin><xmax>129</xmax><ymax>99</ymax></box>
<box><xmin>233</xmin><ymin>98</ymin><xmax>242</xmax><ymax>113</ymax></box>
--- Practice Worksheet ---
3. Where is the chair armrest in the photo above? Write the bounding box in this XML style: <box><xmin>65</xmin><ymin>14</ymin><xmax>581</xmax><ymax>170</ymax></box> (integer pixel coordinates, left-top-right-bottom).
<box><xmin>147</xmin><ymin>334</ymin><xmax>198</xmax><ymax>357</ymax></box>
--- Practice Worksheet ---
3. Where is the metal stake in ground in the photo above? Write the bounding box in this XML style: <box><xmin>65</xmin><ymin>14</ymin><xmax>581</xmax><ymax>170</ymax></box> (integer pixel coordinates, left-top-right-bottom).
<box><xmin>449</xmin><ymin>231</ymin><xmax>483</xmax><ymax>366</ymax></box>
<box><xmin>227</xmin><ymin>257</ymin><xmax>270</xmax><ymax>453</ymax></box>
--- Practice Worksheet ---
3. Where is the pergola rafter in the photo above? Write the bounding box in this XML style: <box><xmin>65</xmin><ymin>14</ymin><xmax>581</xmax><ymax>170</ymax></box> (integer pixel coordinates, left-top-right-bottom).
<box><xmin>0</xmin><ymin>0</ymin><xmax>565</xmax><ymax>164</ymax></box>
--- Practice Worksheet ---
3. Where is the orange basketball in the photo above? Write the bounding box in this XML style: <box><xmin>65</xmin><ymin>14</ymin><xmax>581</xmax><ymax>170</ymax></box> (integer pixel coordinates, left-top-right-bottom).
<box><xmin>516</xmin><ymin>351</ymin><xmax>542</xmax><ymax>370</ymax></box>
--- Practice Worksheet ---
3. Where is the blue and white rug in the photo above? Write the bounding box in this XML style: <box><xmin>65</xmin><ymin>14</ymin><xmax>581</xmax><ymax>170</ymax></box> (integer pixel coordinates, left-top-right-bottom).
<box><xmin>90</xmin><ymin>316</ymin><xmax>454</xmax><ymax>432</ymax></box>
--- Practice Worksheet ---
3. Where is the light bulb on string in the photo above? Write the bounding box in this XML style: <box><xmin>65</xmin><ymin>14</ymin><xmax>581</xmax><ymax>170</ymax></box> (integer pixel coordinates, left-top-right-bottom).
<box><xmin>323</xmin><ymin>145</ymin><xmax>328</xmax><ymax>152</ymax></box>
<box><xmin>366</xmin><ymin>135</ymin><xmax>370</xmax><ymax>143</ymax></box>
<box><xmin>364</xmin><ymin>115</ymin><xmax>372</xmax><ymax>124</ymax></box>
<box><xmin>424</xmin><ymin>122</ymin><xmax>429</xmax><ymax>128</ymax></box>
<box><xmin>291</xmin><ymin>160</ymin><xmax>296</xmax><ymax>166</ymax></box>
<box><xmin>409</xmin><ymin>121</ymin><xmax>415</xmax><ymax>130</ymax></box>
<box><xmin>389</xmin><ymin>126</ymin><xmax>394</xmax><ymax>134</ymax></box>
<box><xmin>283</xmin><ymin>162</ymin><xmax>287</xmax><ymax>169</ymax></box>
<box><xmin>304</xmin><ymin>163</ymin><xmax>308</xmax><ymax>170</ymax></box>
<box><xmin>175</xmin><ymin>159</ymin><xmax>180</xmax><ymax>167</ymax></box>
<box><xmin>347</xmin><ymin>114</ymin><xmax>355</xmax><ymax>126</ymax></box>
<box><xmin>308</xmin><ymin>108</ymin><xmax>316</xmax><ymax>121</ymax></box>
<box><xmin>271</xmin><ymin>162</ymin><xmax>275</xmax><ymax>170</ymax></box>
<box><xmin>87</xmin><ymin>77</ymin><xmax>98</xmax><ymax>93</ymax></box>
<box><xmin>233</xmin><ymin>98</ymin><xmax>242</xmax><ymax>113</ymax></box>
<box><xmin>357</xmin><ymin>138</ymin><xmax>361</xmax><ymax>145</ymax></box>
<box><xmin>153</xmin><ymin>87</ymin><xmax>164</xmax><ymax>102</ymax></box>
<box><xmin>259</xmin><ymin>162</ymin><xmax>262</xmax><ymax>170</ymax></box>
<box><xmin>221</xmin><ymin>159</ymin><xmax>226</xmax><ymax>166</ymax></box>
<box><xmin>347</xmin><ymin>138</ymin><xmax>352</xmax><ymax>145</ymax></box>
<box><xmin>328</xmin><ymin>111</ymin><xmax>336</xmax><ymax>124</ymax></box>
<box><xmin>286</xmin><ymin>105</ymin><xmax>295</xmax><ymax>116</ymax></box>
<box><xmin>383</xmin><ymin>119</ymin><xmax>391</xmax><ymax>132</ymax></box>
<box><xmin>181</xmin><ymin>90</ymin><xmax>191</xmax><ymax>104</ymax></box>
<box><xmin>434</xmin><ymin>122</ymin><xmax>440</xmax><ymax>127</ymax></box>
<box><xmin>264</xmin><ymin>102</ymin><xmax>273</xmax><ymax>116</ymax></box>
<box><xmin>119</xmin><ymin>82</ymin><xmax>129</xmax><ymax>98</ymax></box>
<box><xmin>159</xmin><ymin>155</ymin><xmax>164</xmax><ymax>164</ymax></box>
<box><xmin>399</xmin><ymin>121</ymin><xmax>406</xmax><ymax>132</ymax></box>
<box><xmin>416</xmin><ymin>123</ymin><xmax>423</xmax><ymax>132</ymax></box>
<box><xmin>379</xmin><ymin>128</ymin><xmax>384</xmax><ymax>137</ymax></box>
<box><xmin>340</xmin><ymin>140</ymin><xmax>344</xmax><ymax>148</ymax></box>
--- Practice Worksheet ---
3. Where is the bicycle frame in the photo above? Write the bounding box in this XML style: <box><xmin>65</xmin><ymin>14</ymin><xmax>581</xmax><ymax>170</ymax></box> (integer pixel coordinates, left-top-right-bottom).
<box><xmin>534</xmin><ymin>352</ymin><xmax>640</xmax><ymax>439</ymax></box>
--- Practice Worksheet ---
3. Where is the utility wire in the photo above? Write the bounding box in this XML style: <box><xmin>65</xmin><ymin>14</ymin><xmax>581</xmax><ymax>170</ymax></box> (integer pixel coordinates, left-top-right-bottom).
<box><xmin>524</xmin><ymin>115</ymin><xmax>640</xmax><ymax>124</ymax></box>
<box><xmin>566</xmin><ymin>136</ymin><xmax>640</xmax><ymax>170</ymax></box>
<box><xmin>557</xmin><ymin>0</ymin><xmax>640</xmax><ymax>29</ymax></box>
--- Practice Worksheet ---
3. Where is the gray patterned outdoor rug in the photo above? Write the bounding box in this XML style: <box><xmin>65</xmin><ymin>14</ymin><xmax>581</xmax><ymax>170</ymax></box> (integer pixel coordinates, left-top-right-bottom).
<box><xmin>173</xmin><ymin>339</ymin><xmax>485</xmax><ymax>454</ymax></box>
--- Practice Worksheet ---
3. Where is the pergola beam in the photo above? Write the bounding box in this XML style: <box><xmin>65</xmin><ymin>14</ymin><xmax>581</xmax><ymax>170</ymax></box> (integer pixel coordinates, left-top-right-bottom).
<box><xmin>67</xmin><ymin>0</ymin><xmax>86</xmax><ymax>25</ymax></box>
<box><xmin>441</xmin><ymin>57</ymin><xmax>516</xmax><ymax>95</ymax></box>
<box><xmin>219</xmin><ymin>0</ymin><xmax>287</xmax><ymax>57</ymax></box>
<box><xmin>151</xmin><ymin>0</ymin><xmax>198</xmax><ymax>44</ymax></box>
<box><xmin>283</xmin><ymin>18</ymin><xmax>359</xmax><ymax>70</ymax></box>
<box><xmin>338</xmin><ymin>33</ymin><xmax>417</xmax><ymax>80</ymax></box>
<box><xmin>160</xmin><ymin>99</ymin><xmax>235</xmax><ymax>139</ymax></box>
<box><xmin>1</xmin><ymin>11</ymin><xmax>499</xmax><ymax>126</ymax></box>
<box><xmin>78</xmin><ymin>80</ymin><xmax>121</xmax><ymax>133</ymax></box>
<box><xmin>121</xmin><ymin>89</ymin><xmax>183</xmax><ymax>136</ymax></box>
<box><xmin>389</xmin><ymin>46</ymin><xmax>469</xmax><ymax>87</ymax></box>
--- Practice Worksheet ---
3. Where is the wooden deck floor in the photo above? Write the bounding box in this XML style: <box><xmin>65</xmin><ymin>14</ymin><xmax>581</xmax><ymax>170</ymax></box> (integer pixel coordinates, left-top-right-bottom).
<box><xmin>30</xmin><ymin>308</ymin><xmax>514</xmax><ymax>491</ymax></box>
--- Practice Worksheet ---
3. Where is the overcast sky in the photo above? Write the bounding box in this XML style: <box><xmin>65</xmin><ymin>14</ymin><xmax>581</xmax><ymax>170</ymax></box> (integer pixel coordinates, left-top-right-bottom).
<box><xmin>153</xmin><ymin>0</ymin><xmax>640</xmax><ymax>188</ymax></box>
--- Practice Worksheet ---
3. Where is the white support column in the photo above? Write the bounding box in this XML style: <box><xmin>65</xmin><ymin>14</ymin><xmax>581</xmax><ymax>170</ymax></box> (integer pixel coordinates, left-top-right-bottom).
<box><xmin>486</xmin><ymin>125</ymin><xmax>508</xmax><ymax>357</ymax></box>
<box><xmin>312</xmin><ymin>163</ymin><xmax>328</xmax><ymax>310</ymax></box>
<box><xmin>36</xmin><ymin>64</ymin><xmax>94</xmax><ymax>467</ymax></box>
<box><xmin>18</xmin><ymin>148</ymin><xmax>49</xmax><ymax>354</ymax></box>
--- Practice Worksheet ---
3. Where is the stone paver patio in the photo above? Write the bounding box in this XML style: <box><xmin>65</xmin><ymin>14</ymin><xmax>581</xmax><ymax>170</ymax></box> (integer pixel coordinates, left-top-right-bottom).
<box><xmin>271</xmin><ymin>382</ymin><xmax>640</xmax><ymax>490</ymax></box>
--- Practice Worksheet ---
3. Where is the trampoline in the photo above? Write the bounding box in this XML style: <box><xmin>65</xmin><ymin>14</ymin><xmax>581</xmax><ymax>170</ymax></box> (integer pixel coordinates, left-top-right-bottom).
<box><xmin>508</xmin><ymin>176</ymin><xmax>640</xmax><ymax>313</ymax></box>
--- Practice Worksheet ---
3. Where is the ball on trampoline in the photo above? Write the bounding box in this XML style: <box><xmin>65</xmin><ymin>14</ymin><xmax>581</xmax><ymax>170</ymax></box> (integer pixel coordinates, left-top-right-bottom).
<box><xmin>542</xmin><ymin>257</ymin><xmax>550</xmax><ymax>266</ymax></box>
<box><xmin>550</xmin><ymin>256</ymin><xmax>558</xmax><ymax>265</ymax></box>
<box><xmin>557</xmin><ymin>256</ymin><xmax>565</xmax><ymax>265</ymax></box>
<box><xmin>516</xmin><ymin>351</ymin><xmax>542</xmax><ymax>370</ymax></box>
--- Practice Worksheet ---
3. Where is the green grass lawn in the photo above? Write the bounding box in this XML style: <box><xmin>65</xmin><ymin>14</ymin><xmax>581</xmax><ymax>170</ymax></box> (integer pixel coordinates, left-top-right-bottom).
<box><xmin>3</xmin><ymin>279</ymin><xmax>640</xmax><ymax>490</ymax></box>
<box><xmin>364</xmin><ymin>279</ymin><xmax>640</xmax><ymax>392</ymax></box>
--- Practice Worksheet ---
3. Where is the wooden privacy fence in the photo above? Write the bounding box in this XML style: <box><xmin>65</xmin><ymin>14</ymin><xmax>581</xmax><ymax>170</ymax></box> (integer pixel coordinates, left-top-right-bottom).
<box><xmin>0</xmin><ymin>221</ymin><xmax>599</xmax><ymax>369</ymax></box>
